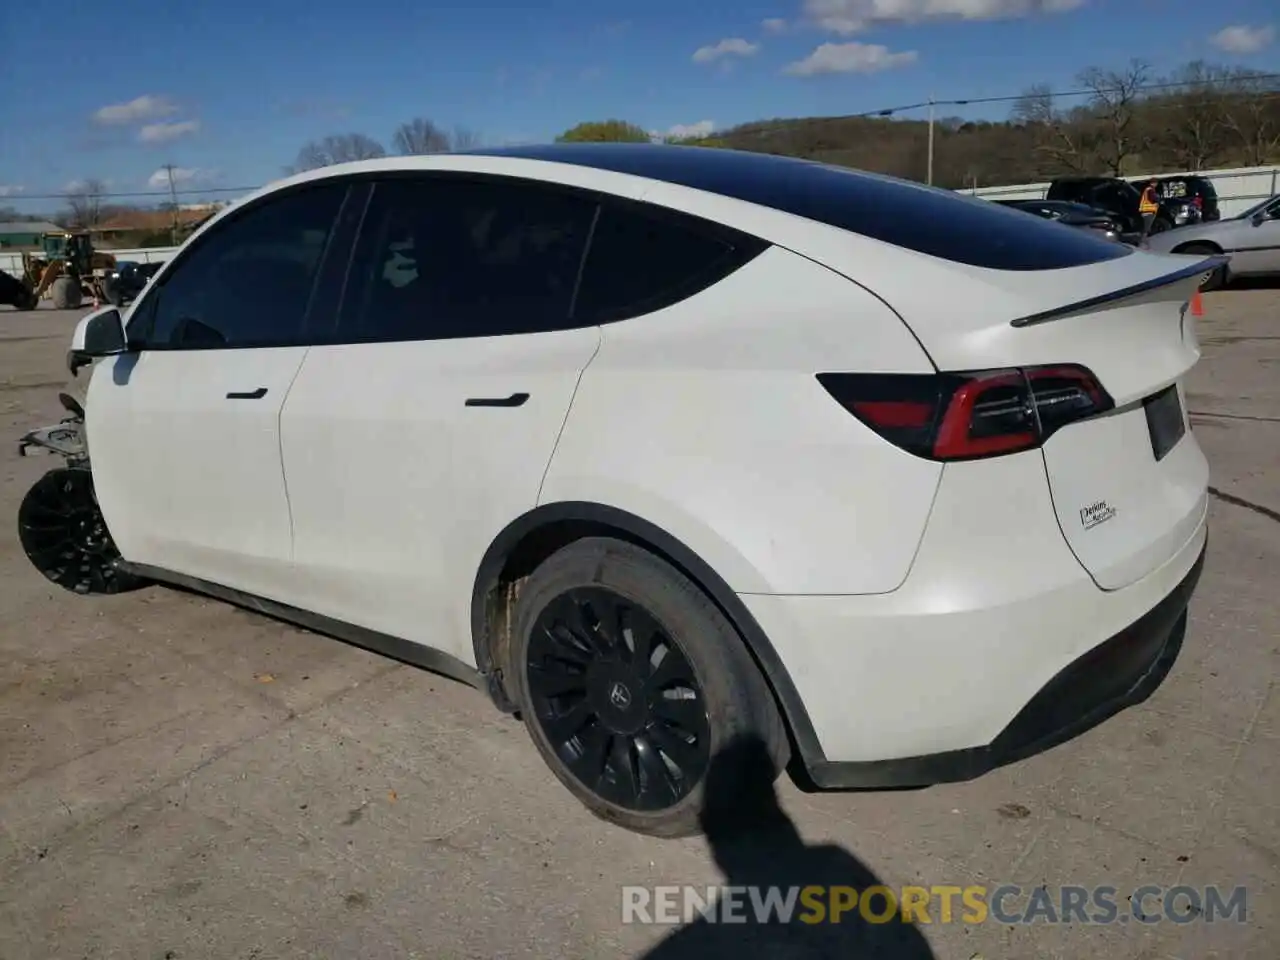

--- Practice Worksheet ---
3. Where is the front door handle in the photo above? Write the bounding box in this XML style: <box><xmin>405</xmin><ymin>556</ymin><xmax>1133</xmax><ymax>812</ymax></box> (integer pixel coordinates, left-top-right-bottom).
<box><xmin>226</xmin><ymin>387</ymin><xmax>268</xmax><ymax>400</ymax></box>
<box><xmin>465</xmin><ymin>392</ymin><xmax>529</xmax><ymax>408</ymax></box>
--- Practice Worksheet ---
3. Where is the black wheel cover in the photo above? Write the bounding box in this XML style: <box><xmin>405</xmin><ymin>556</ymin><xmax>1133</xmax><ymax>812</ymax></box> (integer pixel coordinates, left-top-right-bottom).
<box><xmin>18</xmin><ymin>469</ymin><xmax>129</xmax><ymax>594</ymax></box>
<box><xmin>526</xmin><ymin>587</ymin><xmax>712</xmax><ymax>812</ymax></box>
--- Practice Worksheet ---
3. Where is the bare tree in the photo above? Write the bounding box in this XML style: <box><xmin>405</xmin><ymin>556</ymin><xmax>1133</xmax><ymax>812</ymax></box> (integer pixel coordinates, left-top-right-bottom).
<box><xmin>65</xmin><ymin>178</ymin><xmax>108</xmax><ymax>228</ymax></box>
<box><xmin>393</xmin><ymin>118</ymin><xmax>483</xmax><ymax>154</ymax></box>
<box><xmin>288</xmin><ymin>133</ymin><xmax>386</xmax><ymax>173</ymax></box>
<box><xmin>393</xmin><ymin>117</ymin><xmax>451</xmax><ymax>155</ymax></box>
<box><xmin>1221</xmin><ymin>69</ymin><xmax>1280</xmax><ymax>167</ymax></box>
<box><xmin>1011</xmin><ymin>84</ymin><xmax>1088</xmax><ymax>174</ymax></box>
<box><xmin>1150</xmin><ymin>62</ymin><xmax>1232</xmax><ymax>171</ymax></box>
<box><xmin>450</xmin><ymin>125</ymin><xmax>482</xmax><ymax>151</ymax></box>
<box><xmin>1076</xmin><ymin>60</ymin><xmax>1151</xmax><ymax>175</ymax></box>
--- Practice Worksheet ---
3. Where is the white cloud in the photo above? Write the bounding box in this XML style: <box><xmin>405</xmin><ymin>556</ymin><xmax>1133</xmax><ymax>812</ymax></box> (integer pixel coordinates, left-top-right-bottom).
<box><xmin>92</xmin><ymin>94</ymin><xmax>180</xmax><ymax>126</ymax></box>
<box><xmin>147</xmin><ymin>167</ymin><xmax>217</xmax><ymax>189</ymax></box>
<box><xmin>762</xmin><ymin>17</ymin><xmax>789</xmax><ymax>33</ymax></box>
<box><xmin>665</xmin><ymin>120</ymin><xmax>717</xmax><ymax>140</ymax></box>
<box><xmin>1210</xmin><ymin>24</ymin><xmax>1275</xmax><ymax>55</ymax></box>
<box><xmin>784</xmin><ymin>41</ymin><xmax>918</xmax><ymax>75</ymax></box>
<box><xmin>802</xmin><ymin>0</ymin><xmax>1084</xmax><ymax>35</ymax></box>
<box><xmin>692</xmin><ymin>37</ymin><xmax>761</xmax><ymax>64</ymax></box>
<box><xmin>0</xmin><ymin>185</ymin><xmax>25</xmax><ymax>198</ymax></box>
<box><xmin>139</xmin><ymin>119</ymin><xmax>201</xmax><ymax>143</ymax></box>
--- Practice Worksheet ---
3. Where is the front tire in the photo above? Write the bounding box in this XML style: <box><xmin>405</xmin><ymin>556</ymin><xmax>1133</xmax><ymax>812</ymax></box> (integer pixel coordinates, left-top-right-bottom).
<box><xmin>49</xmin><ymin>276</ymin><xmax>82</xmax><ymax>310</ymax></box>
<box><xmin>509</xmin><ymin>537</ymin><xmax>789</xmax><ymax>837</ymax></box>
<box><xmin>17</xmin><ymin>468</ymin><xmax>143</xmax><ymax>595</ymax></box>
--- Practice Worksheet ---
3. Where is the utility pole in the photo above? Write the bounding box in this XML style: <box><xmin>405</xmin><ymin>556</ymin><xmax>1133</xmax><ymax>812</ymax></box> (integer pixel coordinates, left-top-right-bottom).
<box><xmin>164</xmin><ymin>163</ymin><xmax>179</xmax><ymax>246</ymax></box>
<box><xmin>926</xmin><ymin>94</ymin><xmax>935</xmax><ymax>187</ymax></box>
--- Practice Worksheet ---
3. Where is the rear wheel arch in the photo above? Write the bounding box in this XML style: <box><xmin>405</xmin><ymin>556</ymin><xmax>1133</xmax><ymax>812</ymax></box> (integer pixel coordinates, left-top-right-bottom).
<box><xmin>1173</xmin><ymin>241</ymin><xmax>1228</xmax><ymax>290</ymax></box>
<box><xmin>468</xmin><ymin>501</ymin><xmax>822</xmax><ymax>765</ymax></box>
<box><xmin>1171</xmin><ymin>239</ymin><xmax>1223</xmax><ymax>256</ymax></box>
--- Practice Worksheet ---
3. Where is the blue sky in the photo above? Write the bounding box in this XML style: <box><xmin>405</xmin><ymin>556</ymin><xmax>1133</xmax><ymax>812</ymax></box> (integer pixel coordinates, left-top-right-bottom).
<box><xmin>0</xmin><ymin>0</ymin><xmax>1276</xmax><ymax>212</ymax></box>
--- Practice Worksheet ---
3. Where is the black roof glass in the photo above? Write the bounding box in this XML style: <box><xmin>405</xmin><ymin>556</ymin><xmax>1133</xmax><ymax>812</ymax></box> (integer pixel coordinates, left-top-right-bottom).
<box><xmin>467</xmin><ymin>143</ymin><xmax>1131</xmax><ymax>271</ymax></box>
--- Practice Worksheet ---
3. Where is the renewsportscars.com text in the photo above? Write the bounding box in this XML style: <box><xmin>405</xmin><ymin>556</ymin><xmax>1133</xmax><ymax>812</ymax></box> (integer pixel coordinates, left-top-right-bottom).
<box><xmin>621</xmin><ymin>884</ymin><xmax>1248</xmax><ymax>926</ymax></box>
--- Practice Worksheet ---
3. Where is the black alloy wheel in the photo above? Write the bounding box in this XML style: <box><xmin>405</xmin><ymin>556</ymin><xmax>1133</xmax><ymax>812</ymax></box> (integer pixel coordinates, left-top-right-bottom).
<box><xmin>526</xmin><ymin>586</ymin><xmax>712</xmax><ymax>811</ymax></box>
<box><xmin>17</xmin><ymin>468</ymin><xmax>139</xmax><ymax>594</ymax></box>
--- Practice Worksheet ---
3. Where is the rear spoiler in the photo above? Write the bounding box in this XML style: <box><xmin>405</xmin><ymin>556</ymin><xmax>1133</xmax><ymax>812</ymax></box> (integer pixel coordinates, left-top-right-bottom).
<box><xmin>1011</xmin><ymin>256</ymin><xmax>1229</xmax><ymax>329</ymax></box>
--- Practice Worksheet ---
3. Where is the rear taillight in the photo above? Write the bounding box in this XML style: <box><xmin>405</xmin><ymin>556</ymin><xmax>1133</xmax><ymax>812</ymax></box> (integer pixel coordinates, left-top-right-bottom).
<box><xmin>817</xmin><ymin>365</ymin><xmax>1114</xmax><ymax>461</ymax></box>
<box><xmin>1192</xmin><ymin>196</ymin><xmax>1203</xmax><ymax>209</ymax></box>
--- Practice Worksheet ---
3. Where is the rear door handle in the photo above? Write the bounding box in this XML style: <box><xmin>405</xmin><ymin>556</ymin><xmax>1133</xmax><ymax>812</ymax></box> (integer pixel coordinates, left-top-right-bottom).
<box><xmin>465</xmin><ymin>392</ymin><xmax>529</xmax><ymax>408</ymax></box>
<box><xmin>226</xmin><ymin>387</ymin><xmax>268</xmax><ymax>400</ymax></box>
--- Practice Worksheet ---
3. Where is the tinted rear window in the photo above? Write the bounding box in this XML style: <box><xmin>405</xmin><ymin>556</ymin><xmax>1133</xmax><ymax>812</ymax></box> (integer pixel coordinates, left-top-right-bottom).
<box><xmin>575</xmin><ymin>200</ymin><xmax>765</xmax><ymax>324</ymax></box>
<box><xmin>471</xmin><ymin>144</ymin><xmax>1130</xmax><ymax>271</ymax></box>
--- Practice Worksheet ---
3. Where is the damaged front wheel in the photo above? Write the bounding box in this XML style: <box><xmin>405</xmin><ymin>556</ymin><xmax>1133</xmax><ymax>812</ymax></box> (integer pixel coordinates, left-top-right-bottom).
<box><xmin>18</xmin><ymin>468</ymin><xmax>143</xmax><ymax>594</ymax></box>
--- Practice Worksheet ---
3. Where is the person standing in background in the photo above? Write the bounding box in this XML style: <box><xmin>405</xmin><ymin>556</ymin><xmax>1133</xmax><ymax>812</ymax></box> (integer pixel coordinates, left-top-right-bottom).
<box><xmin>1139</xmin><ymin>179</ymin><xmax>1160</xmax><ymax>237</ymax></box>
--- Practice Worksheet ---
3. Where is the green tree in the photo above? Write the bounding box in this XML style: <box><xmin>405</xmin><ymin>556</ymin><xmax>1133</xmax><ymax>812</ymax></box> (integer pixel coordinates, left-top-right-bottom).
<box><xmin>556</xmin><ymin>120</ymin><xmax>651</xmax><ymax>143</ymax></box>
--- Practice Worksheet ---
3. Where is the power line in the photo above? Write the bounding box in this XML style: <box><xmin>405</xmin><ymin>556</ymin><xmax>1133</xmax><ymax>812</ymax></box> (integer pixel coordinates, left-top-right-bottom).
<box><xmin>850</xmin><ymin>72</ymin><xmax>1280</xmax><ymax>119</ymax></box>
<box><xmin>10</xmin><ymin>185</ymin><xmax>259</xmax><ymax>202</ymax></box>
<box><xmin>7</xmin><ymin>70</ymin><xmax>1280</xmax><ymax>202</ymax></box>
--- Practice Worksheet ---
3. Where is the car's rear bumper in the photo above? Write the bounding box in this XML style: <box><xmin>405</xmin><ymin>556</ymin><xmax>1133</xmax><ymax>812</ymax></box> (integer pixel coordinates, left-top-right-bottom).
<box><xmin>794</xmin><ymin>541</ymin><xmax>1201</xmax><ymax>789</ymax></box>
<box><xmin>737</xmin><ymin>451</ymin><xmax>1208</xmax><ymax>790</ymax></box>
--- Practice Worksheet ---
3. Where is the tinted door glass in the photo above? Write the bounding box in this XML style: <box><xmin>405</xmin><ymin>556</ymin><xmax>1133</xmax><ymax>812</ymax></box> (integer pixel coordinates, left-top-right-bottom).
<box><xmin>338</xmin><ymin>176</ymin><xmax>597</xmax><ymax>341</ymax></box>
<box><xmin>143</xmin><ymin>184</ymin><xmax>346</xmax><ymax>349</ymax></box>
<box><xmin>574</xmin><ymin>200</ymin><xmax>764</xmax><ymax>324</ymax></box>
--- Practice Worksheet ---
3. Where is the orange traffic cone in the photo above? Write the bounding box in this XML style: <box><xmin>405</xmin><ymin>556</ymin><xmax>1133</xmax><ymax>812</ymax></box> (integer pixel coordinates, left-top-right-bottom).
<box><xmin>1190</xmin><ymin>290</ymin><xmax>1204</xmax><ymax>317</ymax></box>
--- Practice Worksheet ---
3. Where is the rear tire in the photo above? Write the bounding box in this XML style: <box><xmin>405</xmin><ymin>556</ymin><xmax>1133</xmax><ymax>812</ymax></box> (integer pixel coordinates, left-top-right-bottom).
<box><xmin>1179</xmin><ymin>244</ymin><xmax>1227</xmax><ymax>292</ymax></box>
<box><xmin>50</xmin><ymin>277</ymin><xmax>82</xmax><ymax>310</ymax></box>
<box><xmin>18</xmin><ymin>468</ymin><xmax>144</xmax><ymax>595</ymax></box>
<box><xmin>509</xmin><ymin>537</ymin><xmax>789</xmax><ymax>837</ymax></box>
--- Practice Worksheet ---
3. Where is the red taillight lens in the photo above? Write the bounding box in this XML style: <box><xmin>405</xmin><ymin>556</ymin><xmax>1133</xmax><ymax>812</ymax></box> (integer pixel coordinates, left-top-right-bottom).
<box><xmin>1193</xmin><ymin>196</ymin><xmax>1203</xmax><ymax>209</ymax></box>
<box><xmin>817</xmin><ymin>365</ymin><xmax>1114</xmax><ymax>461</ymax></box>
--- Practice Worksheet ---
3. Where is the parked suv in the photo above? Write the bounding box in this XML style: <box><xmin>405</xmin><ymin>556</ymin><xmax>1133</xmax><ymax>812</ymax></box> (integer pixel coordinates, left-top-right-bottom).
<box><xmin>17</xmin><ymin>146</ymin><xmax>1211</xmax><ymax>837</ymax></box>
<box><xmin>1130</xmin><ymin>175</ymin><xmax>1220</xmax><ymax>223</ymax></box>
<box><xmin>1046</xmin><ymin>177</ymin><xmax>1193</xmax><ymax>239</ymax></box>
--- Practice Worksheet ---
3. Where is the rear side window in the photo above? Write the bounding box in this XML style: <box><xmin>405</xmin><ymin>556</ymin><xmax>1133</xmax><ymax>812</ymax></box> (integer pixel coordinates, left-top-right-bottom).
<box><xmin>574</xmin><ymin>201</ymin><xmax>766</xmax><ymax>324</ymax></box>
<box><xmin>338</xmin><ymin>176</ymin><xmax>597</xmax><ymax>341</ymax></box>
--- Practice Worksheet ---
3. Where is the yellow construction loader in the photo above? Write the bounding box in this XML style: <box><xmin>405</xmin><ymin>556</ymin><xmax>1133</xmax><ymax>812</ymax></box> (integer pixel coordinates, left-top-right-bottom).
<box><xmin>15</xmin><ymin>232</ymin><xmax>117</xmax><ymax>310</ymax></box>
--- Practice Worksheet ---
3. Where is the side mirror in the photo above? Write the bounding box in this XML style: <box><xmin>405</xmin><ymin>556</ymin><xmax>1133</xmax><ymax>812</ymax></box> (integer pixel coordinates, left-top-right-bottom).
<box><xmin>68</xmin><ymin>306</ymin><xmax>129</xmax><ymax>376</ymax></box>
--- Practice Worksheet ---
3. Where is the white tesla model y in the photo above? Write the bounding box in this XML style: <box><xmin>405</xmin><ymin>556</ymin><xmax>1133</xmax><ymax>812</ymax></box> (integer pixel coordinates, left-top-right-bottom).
<box><xmin>18</xmin><ymin>145</ymin><xmax>1214</xmax><ymax>837</ymax></box>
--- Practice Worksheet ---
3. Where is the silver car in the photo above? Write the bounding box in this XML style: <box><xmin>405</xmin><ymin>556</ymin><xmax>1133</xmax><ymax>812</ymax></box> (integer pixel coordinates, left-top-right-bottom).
<box><xmin>1144</xmin><ymin>193</ymin><xmax>1280</xmax><ymax>290</ymax></box>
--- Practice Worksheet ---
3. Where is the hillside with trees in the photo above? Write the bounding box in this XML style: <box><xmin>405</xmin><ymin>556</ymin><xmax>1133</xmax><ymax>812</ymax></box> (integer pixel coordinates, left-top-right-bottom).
<box><xmin>276</xmin><ymin>61</ymin><xmax>1277</xmax><ymax>191</ymax></box>
<box><xmin>689</xmin><ymin>61</ymin><xmax>1280</xmax><ymax>188</ymax></box>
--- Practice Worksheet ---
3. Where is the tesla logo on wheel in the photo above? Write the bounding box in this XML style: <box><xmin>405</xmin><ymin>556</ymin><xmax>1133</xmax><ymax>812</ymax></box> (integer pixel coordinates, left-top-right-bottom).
<box><xmin>609</xmin><ymin>682</ymin><xmax>633</xmax><ymax>709</ymax></box>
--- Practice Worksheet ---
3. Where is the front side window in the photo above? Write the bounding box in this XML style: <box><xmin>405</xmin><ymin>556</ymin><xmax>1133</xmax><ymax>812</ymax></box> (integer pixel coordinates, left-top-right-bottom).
<box><xmin>139</xmin><ymin>184</ymin><xmax>346</xmax><ymax>349</ymax></box>
<box><xmin>337</xmin><ymin>176</ymin><xmax>598</xmax><ymax>341</ymax></box>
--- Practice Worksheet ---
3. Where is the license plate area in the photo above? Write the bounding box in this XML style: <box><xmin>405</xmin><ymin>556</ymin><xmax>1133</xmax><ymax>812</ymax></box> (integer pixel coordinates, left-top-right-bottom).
<box><xmin>1143</xmin><ymin>385</ymin><xmax>1185</xmax><ymax>461</ymax></box>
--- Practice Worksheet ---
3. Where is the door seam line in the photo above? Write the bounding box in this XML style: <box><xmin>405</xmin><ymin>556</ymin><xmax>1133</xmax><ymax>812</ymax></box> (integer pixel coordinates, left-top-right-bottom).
<box><xmin>277</xmin><ymin>347</ymin><xmax>312</xmax><ymax>560</ymax></box>
<box><xmin>535</xmin><ymin>330</ymin><xmax>603</xmax><ymax>506</ymax></box>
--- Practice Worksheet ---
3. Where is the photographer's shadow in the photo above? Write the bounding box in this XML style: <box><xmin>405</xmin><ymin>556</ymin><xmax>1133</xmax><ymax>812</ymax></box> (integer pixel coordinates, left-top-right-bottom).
<box><xmin>638</xmin><ymin>734</ymin><xmax>937</xmax><ymax>959</ymax></box>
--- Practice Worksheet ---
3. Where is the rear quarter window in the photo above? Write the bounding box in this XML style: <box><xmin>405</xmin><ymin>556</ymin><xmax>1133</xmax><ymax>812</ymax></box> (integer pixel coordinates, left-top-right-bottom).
<box><xmin>573</xmin><ymin>200</ymin><xmax>767</xmax><ymax>324</ymax></box>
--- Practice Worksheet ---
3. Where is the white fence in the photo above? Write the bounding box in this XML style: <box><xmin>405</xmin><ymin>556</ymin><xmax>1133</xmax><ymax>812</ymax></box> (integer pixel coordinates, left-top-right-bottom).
<box><xmin>964</xmin><ymin>164</ymin><xmax>1280</xmax><ymax>217</ymax></box>
<box><xmin>0</xmin><ymin>245</ymin><xmax>178</xmax><ymax>280</ymax></box>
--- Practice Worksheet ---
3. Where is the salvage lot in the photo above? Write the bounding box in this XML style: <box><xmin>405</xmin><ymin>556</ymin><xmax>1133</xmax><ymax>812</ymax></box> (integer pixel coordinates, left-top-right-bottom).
<box><xmin>0</xmin><ymin>294</ymin><xmax>1277</xmax><ymax>959</ymax></box>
